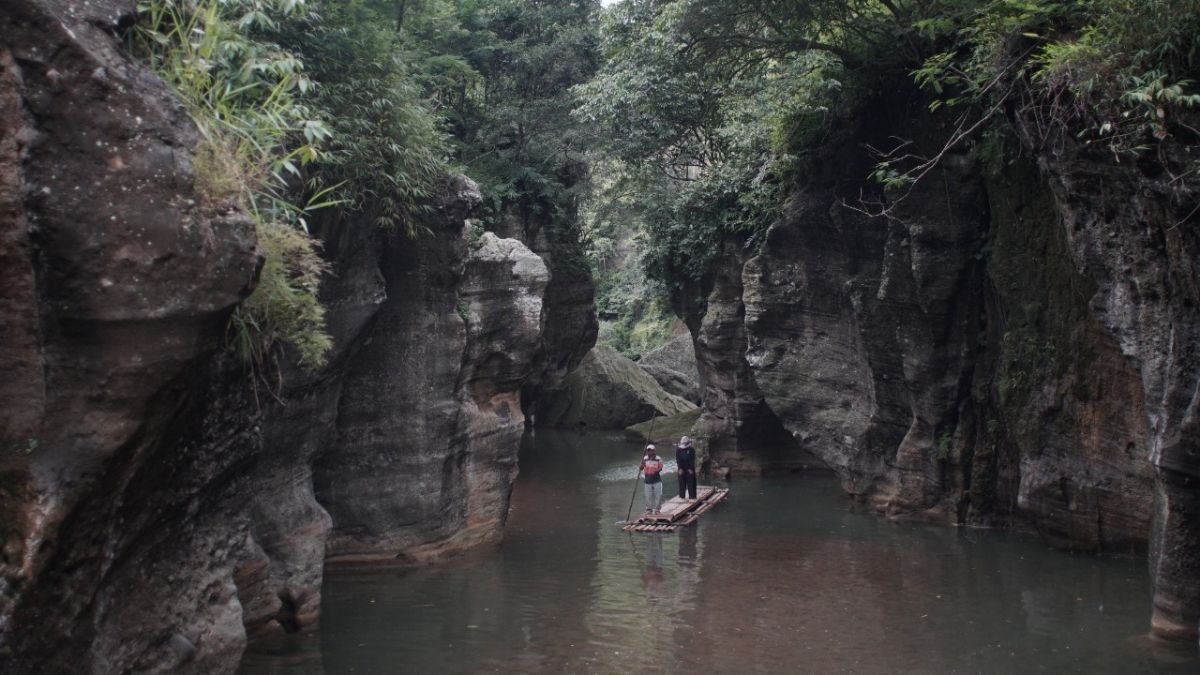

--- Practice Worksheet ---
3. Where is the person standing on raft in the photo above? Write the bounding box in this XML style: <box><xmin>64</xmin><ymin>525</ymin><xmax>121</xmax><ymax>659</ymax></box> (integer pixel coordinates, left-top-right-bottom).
<box><xmin>640</xmin><ymin>445</ymin><xmax>665</xmax><ymax>514</ymax></box>
<box><xmin>676</xmin><ymin>435</ymin><xmax>697</xmax><ymax>500</ymax></box>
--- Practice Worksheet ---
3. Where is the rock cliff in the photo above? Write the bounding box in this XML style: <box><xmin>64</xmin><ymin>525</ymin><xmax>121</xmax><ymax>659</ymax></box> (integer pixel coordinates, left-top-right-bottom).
<box><xmin>0</xmin><ymin>2</ymin><xmax>599</xmax><ymax>670</ymax></box>
<box><xmin>234</xmin><ymin>178</ymin><xmax>595</xmax><ymax>646</ymax></box>
<box><xmin>1006</xmin><ymin>109</ymin><xmax>1200</xmax><ymax>640</ymax></box>
<box><xmin>687</xmin><ymin>86</ymin><xmax>1198</xmax><ymax>640</ymax></box>
<box><xmin>1</xmin><ymin>1</ymin><xmax>260</xmax><ymax>670</ymax></box>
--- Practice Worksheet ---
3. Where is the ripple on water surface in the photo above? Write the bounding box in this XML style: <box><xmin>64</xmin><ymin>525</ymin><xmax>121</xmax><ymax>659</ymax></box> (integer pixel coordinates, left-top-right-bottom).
<box><xmin>240</xmin><ymin>430</ymin><xmax>1200</xmax><ymax>674</ymax></box>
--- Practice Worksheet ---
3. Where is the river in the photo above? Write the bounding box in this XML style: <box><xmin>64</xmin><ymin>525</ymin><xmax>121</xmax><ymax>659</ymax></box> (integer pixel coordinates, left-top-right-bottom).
<box><xmin>240</xmin><ymin>430</ymin><xmax>1198</xmax><ymax>673</ymax></box>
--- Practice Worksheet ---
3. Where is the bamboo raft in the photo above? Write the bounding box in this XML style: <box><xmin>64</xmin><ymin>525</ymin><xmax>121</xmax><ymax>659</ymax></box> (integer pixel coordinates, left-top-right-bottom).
<box><xmin>621</xmin><ymin>485</ymin><xmax>729</xmax><ymax>532</ymax></box>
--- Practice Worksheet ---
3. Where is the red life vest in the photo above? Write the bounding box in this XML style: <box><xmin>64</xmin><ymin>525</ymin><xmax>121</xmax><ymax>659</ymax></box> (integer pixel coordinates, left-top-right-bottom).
<box><xmin>643</xmin><ymin>457</ymin><xmax>663</xmax><ymax>475</ymax></box>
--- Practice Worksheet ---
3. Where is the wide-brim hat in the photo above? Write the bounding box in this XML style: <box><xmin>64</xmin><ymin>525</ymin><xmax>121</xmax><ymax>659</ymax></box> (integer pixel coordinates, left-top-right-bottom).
<box><xmin>679</xmin><ymin>436</ymin><xmax>692</xmax><ymax>447</ymax></box>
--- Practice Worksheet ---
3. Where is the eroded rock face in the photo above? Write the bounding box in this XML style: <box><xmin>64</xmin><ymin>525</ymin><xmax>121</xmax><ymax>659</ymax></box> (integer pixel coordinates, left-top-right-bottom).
<box><xmin>746</xmin><ymin>152</ymin><xmax>990</xmax><ymax>519</ymax></box>
<box><xmin>691</xmin><ymin>242</ymin><xmax>819</xmax><ymax>475</ymax></box>
<box><xmin>492</xmin><ymin>210</ymin><xmax>599</xmax><ymax>412</ymax></box>
<box><xmin>976</xmin><ymin>159</ymin><xmax>1154</xmax><ymax>552</ymax></box>
<box><xmin>312</xmin><ymin>220</ymin><xmax>551</xmax><ymax>566</ymax></box>
<box><xmin>743</xmin><ymin>115</ymin><xmax>988</xmax><ymax>517</ymax></box>
<box><xmin>695</xmin><ymin>93</ymin><xmax>1162</xmax><ymax>551</ymax></box>
<box><xmin>0</xmin><ymin>3</ymin><xmax>597</xmax><ymax>667</ymax></box>
<box><xmin>1008</xmin><ymin>111</ymin><xmax>1200</xmax><ymax>640</ymax></box>
<box><xmin>639</xmin><ymin>333</ymin><xmax>701</xmax><ymax>403</ymax></box>
<box><xmin>0</xmin><ymin>1</ymin><xmax>260</xmax><ymax>671</ymax></box>
<box><xmin>695</xmin><ymin>92</ymin><xmax>1159</xmax><ymax>554</ymax></box>
<box><xmin>536</xmin><ymin>346</ymin><xmax>696</xmax><ymax>429</ymax></box>
<box><xmin>235</xmin><ymin>179</ymin><xmax>571</xmax><ymax>649</ymax></box>
<box><xmin>691</xmin><ymin>86</ymin><xmax>1196</xmax><ymax>640</ymax></box>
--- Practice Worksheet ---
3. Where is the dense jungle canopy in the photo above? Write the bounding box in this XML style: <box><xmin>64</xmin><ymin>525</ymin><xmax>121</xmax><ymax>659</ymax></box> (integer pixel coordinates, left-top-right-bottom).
<box><xmin>134</xmin><ymin>0</ymin><xmax>1200</xmax><ymax>361</ymax></box>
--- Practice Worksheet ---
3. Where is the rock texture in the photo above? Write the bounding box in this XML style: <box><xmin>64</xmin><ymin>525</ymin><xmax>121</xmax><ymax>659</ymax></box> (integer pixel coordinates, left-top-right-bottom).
<box><xmin>313</xmin><ymin>222</ymin><xmax>549</xmax><ymax>566</ymax></box>
<box><xmin>742</xmin><ymin>116</ymin><xmax>989</xmax><ymax>518</ymax></box>
<box><xmin>0</xmin><ymin>1</ymin><xmax>261</xmax><ymax>671</ymax></box>
<box><xmin>536</xmin><ymin>346</ymin><xmax>696</xmax><ymax>429</ymax></box>
<box><xmin>1007</xmin><ymin>109</ymin><xmax>1200</xmax><ymax>640</ymax></box>
<box><xmin>691</xmin><ymin>89</ymin><xmax>1158</xmax><ymax>545</ymax></box>
<box><xmin>640</xmin><ymin>331</ymin><xmax>698</xmax><ymax>376</ymax></box>
<box><xmin>688</xmin><ymin>83</ymin><xmax>1198</xmax><ymax>640</ymax></box>
<box><xmin>493</xmin><ymin>210</ymin><xmax>599</xmax><ymax>414</ymax></box>
<box><xmin>0</xmin><ymin>3</ymin><xmax>599</xmax><ymax>669</ymax></box>
<box><xmin>975</xmin><ymin>159</ymin><xmax>1154</xmax><ymax>551</ymax></box>
<box><xmin>638</xmin><ymin>332</ymin><xmax>701</xmax><ymax>403</ymax></box>
<box><xmin>684</xmin><ymin>241</ymin><xmax>827</xmax><ymax>476</ymax></box>
<box><xmin>238</xmin><ymin>180</ymin><xmax>580</xmax><ymax>640</ymax></box>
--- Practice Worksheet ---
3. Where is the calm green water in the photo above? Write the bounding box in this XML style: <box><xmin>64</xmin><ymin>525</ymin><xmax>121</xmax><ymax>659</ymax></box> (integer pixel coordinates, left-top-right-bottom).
<box><xmin>241</xmin><ymin>430</ymin><xmax>1198</xmax><ymax>674</ymax></box>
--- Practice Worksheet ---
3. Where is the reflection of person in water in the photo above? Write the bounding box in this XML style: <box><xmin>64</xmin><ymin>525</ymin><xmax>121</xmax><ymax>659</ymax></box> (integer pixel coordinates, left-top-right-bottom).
<box><xmin>641</xmin><ymin>535</ymin><xmax>665</xmax><ymax>594</ymax></box>
<box><xmin>677</xmin><ymin>526</ymin><xmax>698</xmax><ymax>565</ymax></box>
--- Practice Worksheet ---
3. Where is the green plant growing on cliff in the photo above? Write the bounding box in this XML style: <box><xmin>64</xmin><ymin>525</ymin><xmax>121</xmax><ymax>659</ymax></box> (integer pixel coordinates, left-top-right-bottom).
<box><xmin>231</xmin><ymin>222</ymin><xmax>332</xmax><ymax>371</ymax></box>
<box><xmin>932</xmin><ymin>432</ymin><xmax>954</xmax><ymax>463</ymax></box>
<box><xmin>274</xmin><ymin>0</ymin><xmax>451</xmax><ymax>235</ymax></box>
<box><xmin>133</xmin><ymin>0</ymin><xmax>334</xmax><ymax>372</ymax></box>
<box><xmin>905</xmin><ymin>0</ymin><xmax>1200</xmax><ymax>196</ymax></box>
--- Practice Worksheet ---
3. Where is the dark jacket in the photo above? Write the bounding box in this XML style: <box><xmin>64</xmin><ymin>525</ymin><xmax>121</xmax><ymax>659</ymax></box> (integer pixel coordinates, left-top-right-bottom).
<box><xmin>676</xmin><ymin>445</ymin><xmax>695</xmax><ymax>472</ymax></box>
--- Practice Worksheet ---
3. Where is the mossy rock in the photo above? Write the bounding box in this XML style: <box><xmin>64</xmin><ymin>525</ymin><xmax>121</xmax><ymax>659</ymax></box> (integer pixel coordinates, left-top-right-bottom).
<box><xmin>626</xmin><ymin>408</ymin><xmax>703</xmax><ymax>447</ymax></box>
<box><xmin>535</xmin><ymin>346</ymin><xmax>697</xmax><ymax>429</ymax></box>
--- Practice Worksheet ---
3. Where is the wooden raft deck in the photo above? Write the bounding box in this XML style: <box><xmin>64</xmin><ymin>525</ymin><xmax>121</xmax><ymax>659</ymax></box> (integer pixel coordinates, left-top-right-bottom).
<box><xmin>621</xmin><ymin>486</ymin><xmax>729</xmax><ymax>532</ymax></box>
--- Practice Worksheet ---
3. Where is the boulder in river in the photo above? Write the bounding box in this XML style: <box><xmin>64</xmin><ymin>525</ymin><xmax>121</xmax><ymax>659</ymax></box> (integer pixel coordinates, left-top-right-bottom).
<box><xmin>639</xmin><ymin>363</ymin><xmax>700</xmax><ymax>404</ymax></box>
<box><xmin>638</xmin><ymin>333</ymin><xmax>701</xmax><ymax>403</ymax></box>
<box><xmin>536</xmin><ymin>346</ymin><xmax>696</xmax><ymax>429</ymax></box>
<box><xmin>639</xmin><ymin>331</ymin><xmax>697</xmax><ymax>375</ymax></box>
<box><xmin>626</xmin><ymin>409</ymin><xmax>702</xmax><ymax>448</ymax></box>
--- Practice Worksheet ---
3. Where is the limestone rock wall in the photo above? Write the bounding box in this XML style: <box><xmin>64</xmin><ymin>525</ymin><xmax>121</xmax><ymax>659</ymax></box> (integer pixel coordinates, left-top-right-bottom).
<box><xmin>690</xmin><ymin>85</ymin><xmax>1198</xmax><ymax>640</ymax></box>
<box><xmin>691</xmin><ymin>242</ymin><xmax>821</xmax><ymax>475</ymax></box>
<box><xmin>695</xmin><ymin>89</ymin><xmax>1159</xmax><ymax>547</ymax></box>
<box><xmin>741</xmin><ymin>117</ymin><xmax>988</xmax><ymax>518</ymax></box>
<box><xmin>492</xmin><ymin>210</ymin><xmax>600</xmax><ymax>411</ymax></box>
<box><xmin>1007</xmin><ymin>110</ymin><xmax>1200</xmax><ymax>639</ymax></box>
<box><xmin>243</xmin><ymin>179</ymin><xmax>580</xmax><ymax>645</ymax></box>
<box><xmin>0</xmin><ymin>3</ymin><xmax>599</xmax><ymax>669</ymax></box>
<box><xmin>311</xmin><ymin>218</ymin><xmax>550</xmax><ymax>567</ymax></box>
<box><xmin>0</xmin><ymin>1</ymin><xmax>261</xmax><ymax>671</ymax></box>
<box><xmin>974</xmin><ymin>158</ymin><xmax>1154</xmax><ymax>552</ymax></box>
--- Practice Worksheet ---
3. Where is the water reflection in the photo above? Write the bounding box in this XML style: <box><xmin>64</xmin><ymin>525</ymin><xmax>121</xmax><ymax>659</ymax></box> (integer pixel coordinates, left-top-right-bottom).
<box><xmin>241</xmin><ymin>430</ymin><xmax>1199</xmax><ymax>674</ymax></box>
<box><xmin>641</xmin><ymin>535</ymin><xmax>664</xmax><ymax>595</ymax></box>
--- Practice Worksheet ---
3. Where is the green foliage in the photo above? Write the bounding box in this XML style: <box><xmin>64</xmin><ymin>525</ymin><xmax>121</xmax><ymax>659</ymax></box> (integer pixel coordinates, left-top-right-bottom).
<box><xmin>577</xmin><ymin>1</ymin><xmax>845</xmax><ymax>291</ymax></box>
<box><xmin>134</xmin><ymin>0</ymin><xmax>331</xmax><ymax>222</ymax></box>
<box><xmin>134</xmin><ymin>0</ymin><xmax>334</xmax><ymax>372</ymax></box>
<box><xmin>277</xmin><ymin>0</ymin><xmax>450</xmax><ymax>234</ymax></box>
<box><xmin>910</xmin><ymin>0</ymin><xmax>1200</xmax><ymax>188</ymax></box>
<box><xmin>231</xmin><ymin>221</ymin><xmax>333</xmax><ymax>371</ymax></box>
<box><xmin>466</xmin><ymin>218</ymin><xmax>486</xmax><ymax>251</ymax></box>
<box><xmin>602</xmin><ymin>303</ymin><xmax>678</xmax><ymax>360</ymax></box>
<box><xmin>932</xmin><ymin>432</ymin><xmax>954</xmax><ymax>462</ymax></box>
<box><xmin>438</xmin><ymin>0</ymin><xmax>602</xmax><ymax>230</ymax></box>
<box><xmin>1025</xmin><ymin>1</ymin><xmax>1200</xmax><ymax>170</ymax></box>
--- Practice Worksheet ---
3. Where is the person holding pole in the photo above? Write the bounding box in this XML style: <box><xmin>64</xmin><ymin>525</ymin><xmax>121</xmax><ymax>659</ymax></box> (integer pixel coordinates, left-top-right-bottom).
<box><xmin>640</xmin><ymin>445</ymin><xmax>665</xmax><ymax>514</ymax></box>
<box><xmin>676</xmin><ymin>435</ymin><xmax>697</xmax><ymax>500</ymax></box>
